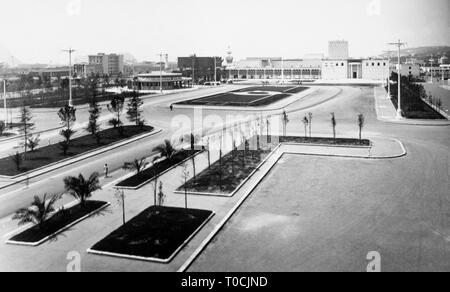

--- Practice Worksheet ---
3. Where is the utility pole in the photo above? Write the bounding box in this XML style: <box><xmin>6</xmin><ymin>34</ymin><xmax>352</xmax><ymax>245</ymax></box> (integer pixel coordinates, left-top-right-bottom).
<box><xmin>214</xmin><ymin>56</ymin><xmax>217</xmax><ymax>86</ymax></box>
<box><xmin>62</xmin><ymin>48</ymin><xmax>75</xmax><ymax>107</ymax></box>
<box><xmin>383</xmin><ymin>50</ymin><xmax>391</xmax><ymax>99</ymax></box>
<box><xmin>157</xmin><ymin>53</ymin><xmax>168</xmax><ymax>93</ymax></box>
<box><xmin>429</xmin><ymin>55</ymin><xmax>434</xmax><ymax>83</ymax></box>
<box><xmin>2</xmin><ymin>79</ymin><xmax>6</xmax><ymax>125</ymax></box>
<box><xmin>192</xmin><ymin>54</ymin><xmax>196</xmax><ymax>87</ymax></box>
<box><xmin>389</xmin><ymin>40</ymin><xmax>406</xmax><ymax>119</ymax></box>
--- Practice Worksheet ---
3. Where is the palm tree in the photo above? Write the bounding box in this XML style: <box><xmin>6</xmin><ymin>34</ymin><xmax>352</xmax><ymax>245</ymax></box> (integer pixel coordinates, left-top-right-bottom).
<box><xmin>63</xmin><ymin>172</ymin><xmax>101</xmax><ymax>207</ymax></box>
<box><xmin>302</xmin><ymin>116</ymin><xmax>309</xmax><ymax>138</ymax></box>
<box><xmin>357</xmin><ymin>114</ymin><xmax>365</xmax><ymax>140</ymax></box>
<box><xmin>123</xmin><ymin>158</ymin><xmax>149</xmax><ymax>174</ymax></box>
<box><xmin>152</xmin><ymin>140</ymin><xmax>178</xmax><ymax>161</ymax></box>
<box><xmin>13</xmin><ymin>194</ymin><xmax>61</xmax><ymax>229</ymax></box>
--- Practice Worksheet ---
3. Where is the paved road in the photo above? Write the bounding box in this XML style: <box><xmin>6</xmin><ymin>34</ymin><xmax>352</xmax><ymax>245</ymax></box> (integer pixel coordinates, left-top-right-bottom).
<box><xmin>0</xmin><ymin>85</ymin><xmax>341</xmax><ymax>218</ymax></box>
<box><xmin>187</xmin><ymin>86</ymin><xmax>450</xmax><ymax>272</ymax></box>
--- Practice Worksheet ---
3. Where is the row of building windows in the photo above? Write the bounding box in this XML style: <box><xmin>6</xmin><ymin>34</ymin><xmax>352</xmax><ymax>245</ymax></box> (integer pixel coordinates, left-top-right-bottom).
<box><xmin>324</xmin><ymin>62</ymin><xmax>388</xmax><ymax>67</ymax></box>
<box><xmin>366</xmin><ymin>62</ymin><xmax>387</xmax><ymax>67</ymax></box>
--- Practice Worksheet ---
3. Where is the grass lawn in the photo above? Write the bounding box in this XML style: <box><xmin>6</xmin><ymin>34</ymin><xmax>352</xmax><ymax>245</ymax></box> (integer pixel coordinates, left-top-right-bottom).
<box><xmin>0</xmin><ymin>125</ymin><xmax>154</xmax><ymax>176</ymax></box>
<box><xmin>9</xmin><ymin>201</ymin><xmax>108</xmax><ymax>244</ymax></box>
<box><xmin>116</xmin><ymin>150</ymin><xmax>201</xmax><ymax>188</ymax></box>
<box><xmin>90</xmin><ymin>206</ymin><xmax>214</xmax><ymax>261</ymax></box>
<box><xmin>178</xmin><ymin>149</ymin><xmax>270</xmax><ymax>195</ymax></box>
<box><xmin>176</xmin><ymin>86</ymin><xmax>307</xmax><ymax>107</ymax></box>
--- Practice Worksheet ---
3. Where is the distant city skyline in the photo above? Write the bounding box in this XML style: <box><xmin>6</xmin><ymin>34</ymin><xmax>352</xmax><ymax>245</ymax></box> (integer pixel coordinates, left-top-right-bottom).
<box><xmin>0</xmin><ymin>0</ymin><xmax>449</xmax><ymax>65</ymax></box>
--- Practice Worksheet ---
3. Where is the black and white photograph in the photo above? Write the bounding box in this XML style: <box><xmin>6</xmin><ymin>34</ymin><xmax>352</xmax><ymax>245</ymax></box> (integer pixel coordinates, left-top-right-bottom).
<box><xmin>0</xmin><ymin>0</ymin><xmax>449</xmax><ymax>276</ymax></box>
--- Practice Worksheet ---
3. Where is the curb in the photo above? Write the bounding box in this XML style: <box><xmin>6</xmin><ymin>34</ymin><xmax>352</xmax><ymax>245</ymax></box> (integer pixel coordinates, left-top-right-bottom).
<box><xmin>87</xmin><ymin>211</ymin><xmax>215</xmax><ymax>264</ymax></box>
<box><xmin>0</xmin><ymin>128</ymin><xmax>164</xmax><ymax>189</ymax></box>
<box><xmin>5</xmin><ymin>202</ymin><xmax>111</xmax><ymax>247</ymax></box>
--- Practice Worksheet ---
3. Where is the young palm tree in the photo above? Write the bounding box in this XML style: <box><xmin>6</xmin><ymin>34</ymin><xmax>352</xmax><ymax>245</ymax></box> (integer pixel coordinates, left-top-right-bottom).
<box><xmin>302</xmin><ymin>116</ymin><xmax>309</xmax><ymax>138</ymax></box>
<box><xmin>152</xmin><ymin>140</ymin><xmax>178</xmax><ymax>161</ymax></box>
<box><xmin>13</xmin><ymin>194</ymin><xmax>61</xmax><ymax>229</ymax></box>
<box><xmin>357</xmin><ymin>114</ymin><xmax>365</xmax><ymax>140</ymax></box>
<box><xmin>123</xmin><ymin>157</ymin><xmax>149</xmax><ymax>174</ymax></box>
<box><xmin>308</xmin><ymin>112</ymin><xmax>313</xmax><ymax>138</ymax></box>
<box><xmin>331</xmin><ymin>112</ymin><xmax>337</xmax><ymax>139</ymax></box>
<box><xmin>63</xmin><ymin>172</ymin><xmax>101</xmax><ymax>207</ymax></box>
<box><xmin>282</xmin><ymin>110</ymin><xmax>289</xmax><ymax>137</ymax></box>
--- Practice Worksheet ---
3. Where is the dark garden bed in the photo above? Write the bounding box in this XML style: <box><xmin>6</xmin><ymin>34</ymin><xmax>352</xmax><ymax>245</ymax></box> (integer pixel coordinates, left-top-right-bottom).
<box><xmin>89</xmin><ymin>206</ymin><xmax>214</xmax><ymax>261</ymax></box>
<box><xmin>0</xmin><ymin>125</ymin><xmax>154</xmax><ymax>176</ymax></box>
<box><xmin>278</xmin><ymin>136</ymin><xmax>371</xmax><ymax>146</ymax></box>
<box><xmin>116</xmin><ymin>150</ymin><xmax>201</xmax><ymax>188</ymax></box>
<box><xmin>8</xmin><ymin>200</ymin><xmax>109</xmax><ymax>245</ymax></box>
<box><xmin>178</xmin><ymin>149</ymin><xmax>270</xmax><ymax>195</ymax></box>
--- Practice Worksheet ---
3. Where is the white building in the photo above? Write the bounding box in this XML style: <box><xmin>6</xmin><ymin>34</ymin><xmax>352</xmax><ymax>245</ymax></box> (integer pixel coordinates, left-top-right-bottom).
<box><xmin>321</xmin><ymin>59</ymin><xmax>390</xmax><ymax>81</ymax></box>
<box><xmin>328</xmin><ymin>40</ymin><xmax>349</xmax><ymax>59</ymax></box>
<box><xmin>88</xmin><ymin>53</ymin><xmax>124</xmax><ymax>76</ymax></box>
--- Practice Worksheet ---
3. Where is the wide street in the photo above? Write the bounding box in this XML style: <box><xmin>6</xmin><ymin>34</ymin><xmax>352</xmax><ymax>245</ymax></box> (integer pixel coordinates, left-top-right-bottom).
<box><xmin>188</xmin><ymin>85</ymin><xmax>450</xmax><ymax>272</ymax></box>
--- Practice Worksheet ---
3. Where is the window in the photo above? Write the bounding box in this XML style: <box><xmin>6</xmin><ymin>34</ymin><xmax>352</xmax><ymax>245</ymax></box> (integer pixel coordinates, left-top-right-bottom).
<box><xmin>341</xmin><ymin>63</ymin><xmax>344</xmax><ymax>66</ymax></box>
<box><xmin>366</xmin><ymin>63</ymin><xmax>369</xmax><ymax>66</ymax></box>
<box><xmin>372</xmin><ymin>63</ymin><xmax>375</xmax><ymax>66</ymax></box>
<box><xmin>383</xmin><ymin>63</ymin><xmax>386</xmax><ymax>66</ymax></box>
<box><xmin>336</xmin><ymin>63</ymin><xmax>339</xmax><ymax>66</ymax></box>
<box><xmin>377</xmin><ymin>63</ymin><xmax>380</xmax><ymax>66</ymax></box>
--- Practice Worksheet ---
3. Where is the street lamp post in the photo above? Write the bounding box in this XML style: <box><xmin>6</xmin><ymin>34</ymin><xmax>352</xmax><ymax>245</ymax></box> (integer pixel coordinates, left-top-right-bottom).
<box><xmin>63</xmin><ymin>48</ymin><xmax>75</xmax><ymax>107</ymax></box>
<box><xmin>389</xmin><ymin>40</ymin><xmax>406</xmax><ymax>119</ymax></box>
<box><xmin>383</xmin><ymin>50</ymin><xmax>391</xmax><ymax>99</ymax></box>
<box><xmin>429</xmin><ymin>56</ymin><xmax>434</xmax><ymax>83</ymax></box>
<box><xmin>2</xmin><ymin>79</ymin><xmax>6</xmax><ymax>125</ymax></box>
<box><xmin>157</xmin><ymin>53</ymin><xmax>168</xmax><ymax>93</ymax></box>
<box><xmin>214</xmin><ymin>56</ymin><xmax>217</xmax><ymax>86</ymax></box>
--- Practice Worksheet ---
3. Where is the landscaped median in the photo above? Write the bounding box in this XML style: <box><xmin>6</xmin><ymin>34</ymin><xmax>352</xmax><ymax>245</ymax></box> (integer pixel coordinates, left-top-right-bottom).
<box><xmin>88</xmin><ymin>206</ymin><xmax>214</xmax><ymax>263</ymax></box>
<box><xmin>176</xmin><ymin>136</ymin><xmax>371</xmax><ymax>197</ymax></box>
<box><xmin>6</xmin><ymin>201</ymin><xmax>110</xmax><ymax>247</ymax></box>
<box><xmin>0</xmin><ymin>125</ymin><xmax>155</xmax><ymax>178</ymax></box>
<box><xmin>116</xmin><ymin>149</ymin><xmax>203</xmax><ymax>189</ymax></box>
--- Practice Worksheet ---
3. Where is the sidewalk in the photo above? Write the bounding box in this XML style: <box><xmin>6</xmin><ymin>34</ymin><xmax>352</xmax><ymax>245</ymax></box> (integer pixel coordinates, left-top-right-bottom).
<box><xmin>373</xmin><ymin>86</ymin><xmax>450</xmax><ymax>126</ymax></box>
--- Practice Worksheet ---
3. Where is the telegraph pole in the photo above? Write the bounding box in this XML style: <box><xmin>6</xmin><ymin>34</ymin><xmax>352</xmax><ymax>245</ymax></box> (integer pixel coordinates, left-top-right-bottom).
<box><xmin>214</xmin><ymin>56</ymin><xmax>217</xmax><ymax>86</ymax></box>
<box><xmin>389</xmin><ymin>40</ymin><xmax>406</xmax><ymax>119</ymax></box>
<box><xmin>62</xmin><ymin>48</ymin><xmax>75</xmax><ymax>107</ymax></box>
<box><xmin>2</xmin><ymin>79</ymin><xmax>6</xmax><ymax>125</ymax></box>
<box><xmin>429</xmin><ymin>55</ymin><xmax>434</xmax><ymax>83</ymax></box>
<box><xmin>157</xmin><ymin>53</ymin><xmax>168</xmax><ymax>93</ymax></box>
<box><xmin>383</xmin><ymin>50</ymin><xmax>391</xmax><ymax>99</ymax></box>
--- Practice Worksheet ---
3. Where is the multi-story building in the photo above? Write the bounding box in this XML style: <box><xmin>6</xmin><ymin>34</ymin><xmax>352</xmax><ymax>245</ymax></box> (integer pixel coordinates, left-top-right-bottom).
<box><xmin>226</xmin><ymin>57</ymin><xmax>322</xmax><ymax>80</ymax></box>
<box><xmin>177</xmin><ymin>56</ymin><xmax>224</xmax><ymax>83</ymax></box>
<box><xmin>88</xmin><ymin>53</ymin><xmax>124</xmax><ymax>76</ymax></box>
<box><xmin>226</xmin><ymin>41</ymin><xmax>390</xmax><ymax>82</ymax></box>
<box><xmin>328</xmin><ymin>40</ymin><xmax>349</xmax><ymax>59</ymax></box>
<box><xmin>73</xmin><ymin>63</ymin><xmax>103</xmax><ymax>78</ymax></box>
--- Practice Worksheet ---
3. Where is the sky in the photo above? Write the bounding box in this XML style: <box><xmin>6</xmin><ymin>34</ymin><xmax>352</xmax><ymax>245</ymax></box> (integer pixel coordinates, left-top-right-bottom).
<box><xmin>0</xmin><ymin>0</ymin><xmax>449</xmax><ymax>65</ymax></box>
